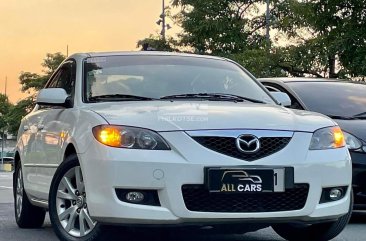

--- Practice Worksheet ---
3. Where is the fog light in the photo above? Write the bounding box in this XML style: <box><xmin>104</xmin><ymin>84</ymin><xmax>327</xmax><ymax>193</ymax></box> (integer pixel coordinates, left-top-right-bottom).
<box><xmin>320</xmin><ymin>186</ymin><xmax>347</xmax><ymax>203</ymax></box>
<box><xmin>126</xmin><ymin>192</ymin><xmax>145</xmax><ymax>203</ymax></box>
<box><xmin>116</xmin><ymin>189</ymin><xmax>160</xmax><ymax>206</ymax></box>
<box><xmin>329</xmin><ymin>188</ymin><xmax>342</xmax><ymax>201</ymax></box>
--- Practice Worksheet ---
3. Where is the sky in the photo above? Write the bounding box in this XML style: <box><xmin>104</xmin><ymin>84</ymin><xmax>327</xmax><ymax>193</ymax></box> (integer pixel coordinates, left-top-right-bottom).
<box><xmin>0</xmin><ymin>0</ymin><xmax>175</xmax><ymax>103</ymax></box>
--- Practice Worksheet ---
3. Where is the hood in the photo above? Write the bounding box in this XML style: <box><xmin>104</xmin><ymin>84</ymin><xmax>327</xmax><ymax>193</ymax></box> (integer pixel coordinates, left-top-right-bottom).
<box><xmin>86</xmin><ymin>101</ymin><xmax>335</xmax><ymax>132</ymax></box>
<box><xmin>333</xmin><ymin>119</ymin><xmax>366</xmax><ymax>143</ymax></box>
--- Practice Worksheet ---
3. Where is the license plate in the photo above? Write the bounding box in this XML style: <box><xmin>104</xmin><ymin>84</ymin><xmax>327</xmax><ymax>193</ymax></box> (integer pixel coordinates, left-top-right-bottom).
<box><xmin>206</xmin><ymin>168</ymin><xmax>285</xmax><ymax>193</ymax></box>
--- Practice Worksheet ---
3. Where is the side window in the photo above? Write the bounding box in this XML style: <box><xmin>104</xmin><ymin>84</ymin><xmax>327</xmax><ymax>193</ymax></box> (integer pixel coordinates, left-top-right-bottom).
<box><xmin>46</xmin><ymin>60</ymin><xmax>76</xmax><ymax>97</ymax></box>
<box><xmin>47</xmin><ymin>71</ymin><xmax>62</xmax><ymax>88</ymax></box>
<box><xmin>57</xmin><ymin>66</ymin><xmax>73</xmax><ymax>95</ymax></box>
<box><xmin>264</xmin><ymin>83</ymin><xmax>304</xmax><ymax>110</ymax></box>
<box><xmin>40</xmin><ymin>60</ymin><xmax>76</xmax><ymax>109</ymax></box>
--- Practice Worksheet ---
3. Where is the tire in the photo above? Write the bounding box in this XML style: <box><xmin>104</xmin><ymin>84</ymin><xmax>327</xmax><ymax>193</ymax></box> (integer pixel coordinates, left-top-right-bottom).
<box><xmin>49</xmin><ymin>154</ymin><xmax>103</xmax><ymax>241</ymax></box>
<box><xmin>272</xmin><ymin>189</ymin><xmax>353</xmax><ymax>241</ymax></box>
<box><xmin>13</xmin><ymin>163</ymin><xmax>46</xmax><ymax>228</ymax></box>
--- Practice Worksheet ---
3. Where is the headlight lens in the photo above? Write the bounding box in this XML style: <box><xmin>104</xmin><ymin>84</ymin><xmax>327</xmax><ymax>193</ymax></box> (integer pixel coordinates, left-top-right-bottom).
<box><xmin>92</xmin><ymin>125</ymin><xmax>170</xmax><ymax>150</ymax></box>
<box><xmin>309</xmin><ymin>126</ymin><xmax>345</xmax><ymax>150</ymax></box>
<box><xmin>343</xmin><ymin>131</ymin><xmax>362</xmax><ymax>150</ymax></box>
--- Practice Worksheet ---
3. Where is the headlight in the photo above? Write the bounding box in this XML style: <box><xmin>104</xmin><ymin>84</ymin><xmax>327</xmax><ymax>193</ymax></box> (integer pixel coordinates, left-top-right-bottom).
<box><xmin>343</xmin><ymin>131</ymin><xmax>362</xmax><ymax>150</ymax></box>
<box><xmin>309</xmin><ymin>126</ymin><xmax>345</xmax><ymax>150</ymax></box>
<box><xmin>92</xmin><ymin>125</ymin><xmax>170</xmax><ymax>150</ymax></box>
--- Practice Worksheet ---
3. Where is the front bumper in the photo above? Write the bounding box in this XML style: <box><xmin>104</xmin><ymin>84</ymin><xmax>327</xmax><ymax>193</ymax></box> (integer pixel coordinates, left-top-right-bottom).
<box><xmin>79</xmin><ymin>131</ymin><xmax>352</xmax><ymax>225</ymax></box>
<box><xmin>350</xmin><ymin>151</ymin><xmax>366</xmax><ymax>209</ymax></box>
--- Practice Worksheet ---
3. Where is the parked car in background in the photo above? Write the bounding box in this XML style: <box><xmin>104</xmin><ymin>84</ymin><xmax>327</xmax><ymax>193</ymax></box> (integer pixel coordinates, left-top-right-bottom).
<box><xmin>1</xmin><ymin>150</ymin><xmax>15</xmax><ymax>170</ymax></box>
<box><xmin>14</xmin><ymin>53</ymin><xmax>352</xmax><ymax>241</ymax></box>
<box><xmin>1</xmin><ymin>157</ymin><xmax>14</xmax><ymax>170</ymax></box>
<box><xmin>260</xmin><ymin>77</ymin><xmax>366</xmax><ymax>210</ymax></box>
<box><xmin>2</xmin><ymin>156</ymin><xmax>14</xmax><ymax>164</ymax></box>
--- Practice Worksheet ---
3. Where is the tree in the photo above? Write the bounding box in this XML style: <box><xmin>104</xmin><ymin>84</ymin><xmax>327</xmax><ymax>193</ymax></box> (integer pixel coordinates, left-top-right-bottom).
<box><xmin>273</xmin><ymin>0</ymin><xmax>366</xmax><ymax>78</ymax></box>
<box><xmin>0</xmin><ymin>94</ymin><xmax>12</xmax><ymax>137</ymax></box>
<box><xmin>137</xmin><ymin>34</ymin><xmax>179</xmax><ymax>51</ymax></box>
<box><xmin>230</xmin><ymin>49</ymin><xmax>286</xmax><ymax>77</ymax></box>
<box><xmin>19</xmin><ymin>52</ymin><xmax>66</xmax><ymax>93</ymax></box>
<box><xmin>138</xmin><ymin>0</ymin><xmax>366</xmax><ymax>79</ymax></box>
<box><xmin>166</xmin><ymin>0</ymin><xmax>287</xmax><ymax>77</ymax></box>
<box><xmin>0</xmin><ymin>94</ymin><xmax>11</xmax><ymax>117</ymax></box>
<box><xmin>5</xmin><ymin>53</ymin><xmax>66</xmax><ymax>136</ymax></box>
<box><xmin>172</xmin><ymin>0</ymin><xmax>268</xmax><ymax>54</ymax></box>
<box><xmin>16</xmin><ymin>52</ymin><xmax>65</xmax><ymax>114</ymax></box>
<box><xmin>6</xmin><ymin>97</ymin><xmax>34</xmax><ymax>135</ymax></box>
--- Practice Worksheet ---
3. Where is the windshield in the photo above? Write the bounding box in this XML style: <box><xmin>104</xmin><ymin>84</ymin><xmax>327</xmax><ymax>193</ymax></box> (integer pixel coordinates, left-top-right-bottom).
<box><xmin>83</xmin><ymin>55</ymin><xmax>274</xmax><ymax>103</ymax></box>
<box><xmin>288</xmin><ymin>81</ymin><xmax>366</xmax><ymax>117</ymax></box>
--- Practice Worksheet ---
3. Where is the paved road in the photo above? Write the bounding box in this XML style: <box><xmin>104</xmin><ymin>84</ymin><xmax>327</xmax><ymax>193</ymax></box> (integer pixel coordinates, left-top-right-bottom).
<box><xmin>0</xmin><ymin>172</ymin><xmax>365</xmax><ymax>241</ymax></box>
<box><xmin>0</xmin><ymin>172</ymin><xmax>13</xmax><ymax>203</ymax></box>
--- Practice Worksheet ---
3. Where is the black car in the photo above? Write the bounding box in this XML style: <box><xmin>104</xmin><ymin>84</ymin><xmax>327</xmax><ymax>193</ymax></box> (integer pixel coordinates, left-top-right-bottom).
<box><xmin>259</xmin><ymin>77</ymin><xmax>366</xmax><ymax>210</ymax></box>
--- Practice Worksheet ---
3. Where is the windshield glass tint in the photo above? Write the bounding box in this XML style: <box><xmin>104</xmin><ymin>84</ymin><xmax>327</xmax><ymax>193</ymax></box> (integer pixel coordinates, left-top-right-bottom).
<box><xmin>288</xmin><ymin>82</ymin><xmax>366</xmax><ymax>117</ymax></box>
<box><xmin>83</xmin><ymin>55</ymin><xmax>273</xmax><ymax>103</ymax></box>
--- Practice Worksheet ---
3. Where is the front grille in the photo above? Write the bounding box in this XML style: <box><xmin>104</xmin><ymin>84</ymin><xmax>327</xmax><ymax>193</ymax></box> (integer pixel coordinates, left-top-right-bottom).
<box><xmin>182</xmin><ymin>184</ymin><xmax>309</xmax><ymax>213</ymax></box>
<box><xmin>192</xmin><ymin>136</ymin><xmax>291</xmax><ymax>161</ymax></box>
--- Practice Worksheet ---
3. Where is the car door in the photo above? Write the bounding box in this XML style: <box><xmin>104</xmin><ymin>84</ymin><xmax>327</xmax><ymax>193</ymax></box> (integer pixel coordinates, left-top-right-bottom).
<box><xmin>21</xmin><ymin>108</ymin><xmax>47</xmax><ymax>199</ymax></box>
<box><xmin>31</xmin><ymin>60</ymin><xmax>77</xmax><ymax>200</ymax></box>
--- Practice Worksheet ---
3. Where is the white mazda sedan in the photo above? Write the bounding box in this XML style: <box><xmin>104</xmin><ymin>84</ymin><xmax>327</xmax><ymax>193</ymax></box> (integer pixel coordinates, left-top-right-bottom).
<box><xmin>14</xmin><ymin>52</ymin><xmax>352</xmax><ymax>241</ymax></box>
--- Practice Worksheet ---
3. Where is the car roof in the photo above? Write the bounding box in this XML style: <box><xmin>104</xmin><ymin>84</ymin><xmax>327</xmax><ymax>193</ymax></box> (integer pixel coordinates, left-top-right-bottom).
<box><xmin>69</xmin><ymin>51</ymin><xmax>227</xmax><ymax>61</ymax></box>
<box><xmin>258</xmin><ymin>77</ymin><xmax>366</xmax><ymax>87</ymax></box>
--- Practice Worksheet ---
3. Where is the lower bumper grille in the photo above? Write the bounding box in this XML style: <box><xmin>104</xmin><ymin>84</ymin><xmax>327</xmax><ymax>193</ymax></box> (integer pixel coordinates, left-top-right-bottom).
<box><xmin>182</xmin><ymin>184</ymin><xmax>309</xmax><ymax>213</ymax></box>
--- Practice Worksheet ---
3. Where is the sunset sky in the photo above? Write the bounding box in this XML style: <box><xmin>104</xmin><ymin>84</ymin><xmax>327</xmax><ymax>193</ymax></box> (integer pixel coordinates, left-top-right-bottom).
<box><xmin>0</xmin><ymin>0</ymin><xmax>176</xmax><ymax>103</ymax></box>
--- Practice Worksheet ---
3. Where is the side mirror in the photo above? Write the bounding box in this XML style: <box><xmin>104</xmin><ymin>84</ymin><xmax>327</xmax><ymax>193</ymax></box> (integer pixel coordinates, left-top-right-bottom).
<box><xmin>270</xmin><ymin>92</ymin><xmax>292</xmax><ymax>107</ymax></box>
<box><xmin>36</xmin><ymin>88</ymin><xmax>70</xmax><ymax>107</ymax></box>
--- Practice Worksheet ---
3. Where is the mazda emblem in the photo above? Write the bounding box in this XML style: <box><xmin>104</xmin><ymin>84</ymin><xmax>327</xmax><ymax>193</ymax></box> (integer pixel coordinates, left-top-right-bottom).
<box><xmin>236</xmin><ymin>134</ymin><xmax>261</xmax><ymax>153</ymax></box>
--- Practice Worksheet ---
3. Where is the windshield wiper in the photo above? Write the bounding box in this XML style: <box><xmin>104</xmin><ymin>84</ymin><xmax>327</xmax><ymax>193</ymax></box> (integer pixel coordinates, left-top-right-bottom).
<box><xmin>160</xmin><ymin>93</ymin><xmax>266</xmax><ymax>104</ymax></box>
<box><xmin>88</xmin><ymin>94</ymin><xmax>156</xmax><ymax>102</ymax></box>
<box><xmin>326</xmin><ymin>115</ymin><xmax>359</xmax><ymax>120</ymax></box>
<box><xmin>352</xmin><ymin>112</ymin><xmax>366</xmax><ymax>119</ymax></box>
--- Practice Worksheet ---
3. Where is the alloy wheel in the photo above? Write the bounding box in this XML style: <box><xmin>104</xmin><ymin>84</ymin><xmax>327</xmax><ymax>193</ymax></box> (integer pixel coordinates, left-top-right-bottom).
<box><xmin>56</xmin><ymin>166</ymin><xmax>97</xmax><ymax>237</ymax></box>
<box><xmin>16</xmin><ymin>168</ymin><xmax>23</xmax><ymax>219</ymax></box>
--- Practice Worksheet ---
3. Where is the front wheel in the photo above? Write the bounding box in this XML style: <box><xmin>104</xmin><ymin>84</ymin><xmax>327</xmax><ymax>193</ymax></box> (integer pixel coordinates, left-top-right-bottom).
<box><xmin>49</xmin><ymin>154</ymin><xmax>103</xmax><ymax>241</ymax></box>
<box><xmin>272</xmin><ymin>190</ymin><xmax>353</xmax><ymax>241</ymax></box>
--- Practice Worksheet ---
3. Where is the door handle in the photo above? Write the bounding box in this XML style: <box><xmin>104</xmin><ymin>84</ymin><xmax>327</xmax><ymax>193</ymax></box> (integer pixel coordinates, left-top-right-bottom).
<box><xmin>37</xmin><ymin>124</ymin><xmax>44</xmax><ymax>130</ymax></box>
<box><xmin>23</xmin><ymin>125</ymin><xmax>29</xmax><ymax>131</ymax></box>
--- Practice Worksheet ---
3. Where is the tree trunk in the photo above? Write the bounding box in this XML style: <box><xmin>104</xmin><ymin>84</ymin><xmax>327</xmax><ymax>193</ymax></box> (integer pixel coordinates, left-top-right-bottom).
<box><xmin>328</xmin><ymin>55</ymin><xmax>337</xmax><ymax>78</ymax></box>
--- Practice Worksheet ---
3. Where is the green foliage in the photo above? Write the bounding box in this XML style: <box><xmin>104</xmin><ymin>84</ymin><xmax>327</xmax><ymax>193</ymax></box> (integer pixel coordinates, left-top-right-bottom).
<box><xmin>138</xmin><ymin>0</ymin><xmax>366</xmax><ymax>79</ymax></box>
<box><xmin>6</xmin><ymin>53</ymin><xmax>66</xmax><ymax>135</ymax></box>
<box><xmin>6</xmin><ymin>97</ymin><xmax>34</xmax><ymax>135</ymax></box>
<box><xmin>172</xmin><ymin>0</ymin><xmax>267</xmax><ymax>54</ymax></box>
<box><xmin>19</xmin><ymin>52</ymin><xmax>66</xmax><ymax>93</ymax></box>
<box><xmin>137</xmin><ymin>35</ymin><xmax>179</xmax><ymax>51</ymax></box>
<box><xmin>0</xmin><ymin>94</ymin><xmax>12</xmax><ymax>132</ymax></box>
<box><xmin>17</xmin><ymin>52</ymin><xmax>66</xmax><ymax>119</ymax></box>
<box><xmin>19</xmin><ymin>72</ymin><xmax>49</xmax><ymax>93</ymax></box>
<box><xmin>0</xmin><ymin>94</ymin><xmax>11</xmax><ymax>115</ymax></box>
<box><xmin>169</xmin><ymin>0</ymin><xmax>281</xmax><ymax>76</ymax></box>
<box><xmin>42</xmin><ymin>52</ymin><xmax>66</xmax><ymax>76</ymax></box>
<box><xmin>274</xmin><ymin>0</ymin><xmax>366</xmax><ymax>78</ymax></box>
<box><xmin>229</xmin><ymin>49</ymin><xmax>285</xmax><ymax>77</ymax></box>
<box><xmin>271</xmin><ymin>43</ymin><xmax>329</xmax><ymax>78</ymax></box>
